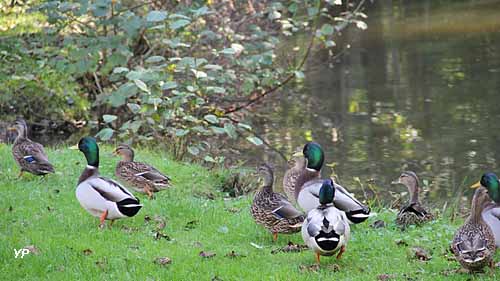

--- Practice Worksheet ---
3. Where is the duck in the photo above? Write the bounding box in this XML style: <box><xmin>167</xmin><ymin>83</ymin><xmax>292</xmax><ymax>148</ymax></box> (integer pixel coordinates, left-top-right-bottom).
<box><xmin>113</xmin><ymin>144</ymin><xmax>171</xmax><ymax>199</ymax></box>
<box><xmin>392</xmin><ymin>171</ymin><xmax>434</xmax><ymax>229</ymax></box>
<box><xmin>471</xmin><ymin>172</ymin><xmax>500</xmax><ymax>248</ymax></box>
<box><xmin>302</xmin><ymin>179</ymin><xmax>350</xmax><ymax>264</ymax></box>
<box><xmin>284</xmin><ymin>142</ymin><xmax>370</xmax><ymax>224</ymax></box>
<box><xmin>452</xmin><ymin>186</ymin><xmax>496</xmax><ymax>272</ymax></box>
<box><xmin>8</xmin><ymin>118</ymin><xmax>54</xmax><ymax>176</ymax></box>
<box><xmin>73</xmin><ymin>137</ymin><xmax>142</xmax><ymax>228</ymax></box>
<box><xmin>250</xmin><ymin>163</ymin><xmax>305</xmax><ymax>241</ymax></box>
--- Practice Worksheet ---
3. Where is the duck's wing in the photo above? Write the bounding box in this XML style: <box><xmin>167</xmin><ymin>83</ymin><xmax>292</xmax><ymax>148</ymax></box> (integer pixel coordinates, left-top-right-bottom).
<box><xmin>271</xmin><ymin>194</ymin><xmax>304</xmax><ymax>219</ymax></box>
<box><xmin>123</xmin><ymin>162</ymin><xmax>171</xmax><ymax>185</ymax></box>
<box><xmin>87</xmin><ymin>176</ymin><xmax>137</xmax><ymax>202</ymax></box>
<box><xmin>332</xmin><ymin>181</ymin><xmax>371</xmax><ymax>223</ymax></box>
<box><xmin>482</xmin><ymin>203</ymin><xmax>500</xmax><ymax>247</ymax></box>
<box><xmin>17</xmin><ymin>140</ymin><xmax>54</xmax><ymax>173</ymax></box>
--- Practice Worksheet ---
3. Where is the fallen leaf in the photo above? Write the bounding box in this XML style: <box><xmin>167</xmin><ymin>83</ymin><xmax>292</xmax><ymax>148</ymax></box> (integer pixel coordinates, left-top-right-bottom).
<box><xmin>271</xmin><ymin>241</ymin><xmax>309</xmax><ymax>254</ymax></box>
<box><xmin>410</xmin><ymin>247</ymin><xmax>431</xmax><ymax>261</ymax></box>
<box><xmin>95</xmin><ymin>258</ymin><xmax>107</xmax><ymax>270</ymax></box>
<box><xmin>378</xmin><ymin>274</ymin><xmax>397</xmax><ymax>280</ymax></box>
<box><xmin>218</xmin><ymin>226</ymin><xmax>229</xmax><ymax>234</ymax></box>
<box><xmin>8</xmin><ymin>206</ymin><xmax>13</xmax><ymax>212</ymax></box>
<box><xmin>53</xmin><ymin>189</ymin><xmax>60</xmax><ymax>193</ymax></box>
<box><xmin>192</xmin><ymin>241</ymin><xmax>203</xmax><ymax>248</ymax></box>
<box><xmin>327</xmin><ymin>264</ymin><xmax>340</xmax><ymax>272</ymax></box>
<box><xmin>153</xmin><ymin>231</ymin><xmax>171</xmax><ymax>241</ymax></box>
<box><xmin>299</xmin><ymin>264</ymin><xmax>320</xmax><ymax>272</ymax></box>
<box><xmin>24</xmin><ymin>245</ymin><xmax>40</xmax><ymax>255</ymax></box>
<box><xmin>82</xmin><ymin>249</ymin><xmax>93</xmax><ymax>256</ymax></box>
<box><xmin>250</xmin><ymin>242</ymin><xmax>263</xmax><ymax>249</ymax></box>
<box><xmin>184</xmin><ymin>220</ymin><xmax>198</xmax><ymax>230</ymax></box>
<box><xmin>496</xmin><ymin>262</ymin><xmax>500</xmax><ymax>268</ymax></box>
<box><xmin>370</xmin><ymin>220</ymin><xmax>386</xmax><ymax>229</ymax></box>
<box><xmin>225</xmin><ymin>250</ymin><xmax>246</xmax><ymax>258</ymax></box>
<box><xmin>211</xmin><ymin>276</ymin><xmax>223</xmax><ymax>281</ymax></box>
<box><xmin>144</xmin><ymin>215</ymin><xmax>152</xmax><ymax>222</ymax></box>
<box><xmin>225</xmin><ymin>207</ymin><xmax>241</xmax><ymax>213</ymax></box>
<box><xmin>154</xmin><ymin>215</ymin><xmax>167</xmax><ymax>230</ymax></box>
<box><xmin>47</xmin><ymin>206</ymin><xmax>54</xmax><ymax>212</ymax></box>
<box><xmin>155</xmin><ymin>257</ymin><xmax>172</xmax><ymax>266</ymax></box>
<box><xmin>395</xmin><ymin>239</ymin><xmax>408</xmax><ymax>247</ymax></box>
<box><xmin>121</xmin><ymin>225</ymin><xmax>139</xmax><ymax>233</ymax></box>
<box><xmin>199</xmin><ymin>251</ymin><xmax>216</xmax><ymax>258</ymax></box>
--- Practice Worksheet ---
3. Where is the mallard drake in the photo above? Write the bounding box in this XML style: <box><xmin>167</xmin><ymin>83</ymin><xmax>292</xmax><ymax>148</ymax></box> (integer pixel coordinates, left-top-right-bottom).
<box><xmin>113</xmin><ymin>144</ymin><xmax>171</xmax><ymax>199</ymax></box>
<box><xmin>452</xmin><ymin>186</ymin><xmax>496</xmax><ymax>272</ymax></box>
<box><xmin>74</xmin><ymin>137</ymin><xmax>142</xmax><ymax>228</ymax></box>
<box><xmin>250</xmin><ymin>163</ymin><xmax>304</xmax><ymax>241</ymax></box>
<box><xmin>471</xmin><ymin>172</ymin><xmax>500</xmax><ymax>248</ymax></box>
<box><xmin>285</xmin><ymin>142</ymin><xmax>370</xmax><ymax>224</ymax></box>
<box><xmin>8</xmin><ymin>119</ymin><xmax>54</xmax><ymax>176</ymax></box>
<box><xmin>302</xmin><ymin>179</ymin><xmax>350</xmax><ymax>264</ymax></box>
<box><xmin>392</xmin><ymin>171</ymin><xmax>434</xmax><ymax>229</ymax></box>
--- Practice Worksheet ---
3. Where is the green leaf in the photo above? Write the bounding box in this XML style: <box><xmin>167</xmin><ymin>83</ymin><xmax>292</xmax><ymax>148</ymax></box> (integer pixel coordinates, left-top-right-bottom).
<box><xmin>95</xmin><ymin>128</ymin><xmax>114</xmax><ymax>141</ymax></box>
<box><xmin>204</xmin><ymin>114</ymin><xmax>218</xmax><ymax>124</ymax></box>
<box><xmin>191</xmin><ymin>69</ymin><xmax>207</xmax><ymax>79</ymax></box>
<box><xmin>161</xmin><ymin>81</ymin><xmax>177</xmax><ymax>90</ymax></box>
<box><xmin>224</xmin><ymin>123</ymin><xmax>237</xmax><ymax>139</ymax></box>
<box><xmin>220</xmin><ymin>48</ymin><xmax>236</xmax><ymax>55</ymax></box>
<box><xmin>237</xmin><ymin>123</ymin><xmax>252</xmax><ymax>130</ymax></box>
<box><xmin>246</xmin><ymin>136</ymin><xmax>263</xmax><ymax>146</ymax></box>
<box><xmin>206</xmin><ymin>87</ymin><xmax>225</xmax><ymax>94</ymax></box>
<box><xmin>204</xmin><ymin>64</ymin><xmax>223</xmax><ymax>71</ymax></box>
<box><xmin>175</xmin><ymin>129</ymin><xmax>189</xmax><ymax>137</ymax></box>
<box><xmin>127</xmin><ymin>103</ymin><xmax>141</xmax><ymax>113</ymax></box>
<box><xmin>145</xmin><ymin>56</ymin><xmax>165</xmax><ymax>63</ymax></box>
<box><xmin>294</xmin><ymin>70</ymin><xmax>305</xmax><ymax>79</ymax></box>
<box><xmin>113</xmin><ymin>67</ymin><xmax>129</xmax><ymax>74</ymax></box>
<box><xmin>320</xmin><ymin>23</ymin><xmax>334</xmax><ymax>35</ymax></box>
<box><xmin>169</xmin><ymin>19</ymin><xmax>190</xmax><ymax>30</ymax></box>
<box><xmin>204</xmin><ymin>155</ymin><xmax>217</xmax><ymax>163</ymax></box>
<box><xmin>108</xmin><ymin>83</ymin><xmax>138</xmax><ymax>107</ymax></box>
<box><xmin>134</xmin><ymin>79</ymin><xmax>149</xmax><ymax>93</ymax></box>
<box><xmin>147</xmin><ymin>11</ymin><xmax>168</xmax><ymax>22</ymax></box>
<box><xmin>187</xmin><ymin>146</ymin><xmax>200</xmax><ymax>156</ymax></box>
<box><xmin>103</xmin><ymin>114</ymin><xmax>117</xmax><ymax>123</ymax></box>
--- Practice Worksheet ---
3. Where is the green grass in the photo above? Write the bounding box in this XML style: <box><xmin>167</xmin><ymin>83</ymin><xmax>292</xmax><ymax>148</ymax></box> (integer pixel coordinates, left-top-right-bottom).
<box><xmin>0</xmin><ymin>143</ymin><xmax>498</xmax><ymax>280</ymax></box>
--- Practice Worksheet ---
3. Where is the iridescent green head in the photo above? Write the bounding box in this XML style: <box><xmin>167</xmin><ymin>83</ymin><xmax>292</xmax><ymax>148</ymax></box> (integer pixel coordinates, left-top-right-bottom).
<box><xmin>302</xmin><ymin>142</ymin><xmax>324</xmax><ymax>171</ymax></box>
<box><xmin>78</xmin><ymin>137</ymin><xmax>99</xmax><ymax>167</ymax></box>
<box><xmin>471</xmin><ymin>172</ymin><xmax>500</xmax><ymax>203</ymax></box>
<box><xmin>319</xmin><ymin>179</ymin><xmax>335</xmax><ymax>205</ymax></box>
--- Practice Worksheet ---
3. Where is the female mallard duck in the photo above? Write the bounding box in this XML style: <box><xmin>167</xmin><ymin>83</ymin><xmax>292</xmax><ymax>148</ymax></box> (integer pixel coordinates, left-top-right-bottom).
<box><xmin>284</xmin><ymin>142</ymin><xmax>370</xmax><ymax>224</ymax></box>
<box><xmin>452</xmin><ymin>186</ymin><xmax>496</xmax><ymax>272</ymax></box>
<box><xmin>302</xmin><ymin>179</ymin><xmax>350</xmax><ymax>263</ymax></box>
<box><xmin>471</xmin><ymin>172</ymin><xmax>500</xmax><ymax>248</ymax></box>
<box><xmin>392</xmin><ymin>171</ymin><xmax>434</xmax><ymax>229</ymax></box>
<box><xmin>74</xmin><ymin>137</ymin><xmax>142</xmax><ymax>228</ymax></box>
<box><xmin>250</xmin><ymin>163</ymin><xmax>304</xmax><ymax>241</ymax></box>
<box><xmin>113</xmin><ymin>144</ymin><xmax>171</xmax><ymax>199</ymax></box>
<box><xmin>8</xmin><ymin>119</ymin><xmax>54</xmax><ymax>176</ymax></box>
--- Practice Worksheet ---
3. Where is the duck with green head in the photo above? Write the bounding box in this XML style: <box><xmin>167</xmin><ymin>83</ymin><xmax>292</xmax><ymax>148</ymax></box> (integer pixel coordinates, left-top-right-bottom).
<box><xmin>8</xmin><ymin>118</ymin><xmax>54</xmax><ymax>176</ymax></box>
<box><xmin>452</xmin><ymin>186</ymin><xmax>496</xmax><ymax>272</ymax></box>
<box><xmin>74</xmin><ymin>137</ymin><xmax>142</xmax><ymax>228</ymax></box>
<box><xmin>284</xmin><ymin>142</ymin><xmax>371</xmax><ymax>224</ymax></box>
<box><xmin>301</xmin><ymin>179</ymin><xmax>350</xmax><ymax>264</ymax></box>
<box><xmin>471</xmin><ymin>172</ymin><xmax>500</xmax><ymax>248</ymax></box>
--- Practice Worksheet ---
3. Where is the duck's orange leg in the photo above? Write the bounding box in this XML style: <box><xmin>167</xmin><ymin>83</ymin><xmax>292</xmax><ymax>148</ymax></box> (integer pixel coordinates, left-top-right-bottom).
<box><xmin>315</xmin><ymin>252</ymin><xmax>321</xmax><ymax>264</ymax></box>
<box><xmin>272</xmin><ymin>232</ymin><xmax>278</xmax><ymax>242</ymax></box>
<box><xmin>145</xmin><ymin>187</ymin><xmax>154</xmax><ymax>199</ymax></box>
<box><xmin>336</xmin><ymin>245</ymin><xmax>345</xmax><ymax>260</ymax></box>
<box><xmin>99</xmin><ymin>210</ymin><xmax>108</xmax><ymax>229</ymax></box>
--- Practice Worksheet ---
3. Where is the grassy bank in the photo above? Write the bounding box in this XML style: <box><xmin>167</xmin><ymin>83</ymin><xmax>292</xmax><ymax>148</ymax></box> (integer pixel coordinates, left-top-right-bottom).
<box><xmin>0</xmin><ymin>144</ymin><xmax>498</xmax><ymax>280</ymax></box>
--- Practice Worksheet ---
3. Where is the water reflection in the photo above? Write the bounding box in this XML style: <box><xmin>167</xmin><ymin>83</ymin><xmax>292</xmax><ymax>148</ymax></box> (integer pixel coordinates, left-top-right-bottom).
<box><xmin>245</xmin><ymin>0</ymin><xmax>500</xmax><ymax>206</ymax></box>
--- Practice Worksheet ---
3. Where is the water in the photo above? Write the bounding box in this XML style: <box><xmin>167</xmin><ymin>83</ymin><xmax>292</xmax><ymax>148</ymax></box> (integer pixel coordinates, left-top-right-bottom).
<box><xmin>244</xmin><ymin>0</ymin><xmax>500</xmax><ymax>206</ymax></box>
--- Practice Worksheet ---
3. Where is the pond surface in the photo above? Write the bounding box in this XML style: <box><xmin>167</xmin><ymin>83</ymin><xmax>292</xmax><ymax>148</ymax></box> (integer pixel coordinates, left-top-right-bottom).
<box><xmin>245</xmin><ymin>0</ymin><xmax>500</xmax><ymax>207</ymax></box>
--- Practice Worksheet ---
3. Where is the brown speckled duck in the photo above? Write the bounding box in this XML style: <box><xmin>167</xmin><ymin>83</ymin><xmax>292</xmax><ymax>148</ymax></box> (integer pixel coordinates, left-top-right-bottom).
<box><xmin>114</xmin><ymin>144</ymin><xmax>171</xmax><ymax>199</ymax></box>
<box><xmin>392</xmin><ymin>171</ymin><xmax>434</xmax><ymax>229</ymax></box>
<box><xmin>452</xmin><ymin>186</ymin><xmax>496</xmax><ymax>272</ymax></box>
<box><xmin>251</xmin><ymin>163</ymin><xmax>304</xmax><ymax>242</ymax></box>
<box><xmin>8</xmin><ymin>119</ymin><xmax>54</xmax><ymax>176</ymax></box>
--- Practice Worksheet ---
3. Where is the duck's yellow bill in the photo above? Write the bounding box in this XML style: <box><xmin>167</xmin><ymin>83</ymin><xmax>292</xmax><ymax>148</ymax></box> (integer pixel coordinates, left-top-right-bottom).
<box><xmin>470</xmin><ymin>181</ymin><xmax>481</xmax><ymax>189</ymax></box>
<box><xmin>7</xmin><ymin>127</ymin><xmax>16</xmax><ymax>131</ymax></box>
<box><xmin>292</xmin><ymin>151</ymin><xmax>302</xmax><ymax>157</ymax></box>
<box><xmin>69</xmin><ymin>144</ymin><xmax>79</xmax><ymax>150</ymax></box>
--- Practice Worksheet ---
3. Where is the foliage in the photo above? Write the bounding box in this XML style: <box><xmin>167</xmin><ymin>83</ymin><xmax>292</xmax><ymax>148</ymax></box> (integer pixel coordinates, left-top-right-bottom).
<box><xmin>6</xmin><ymin>0</ymin><xmax>368</xmax><ymax>161</ymax></box>
<box><xmin>0</xmin><ymin>3</ymin><xmax>89</xmax><ymax>128</ymax></box>
<box><xmin>0</xmin><ymin>144</ymin><xmax>499</xmax><ymax>280</ymax></box>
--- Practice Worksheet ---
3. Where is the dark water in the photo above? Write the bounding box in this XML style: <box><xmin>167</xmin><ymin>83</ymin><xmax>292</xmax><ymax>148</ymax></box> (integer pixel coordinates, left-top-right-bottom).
<box><xmin>245</xmin><ymin>0</ymin><xmax>500</xmax><ymax>206</ymax></box>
